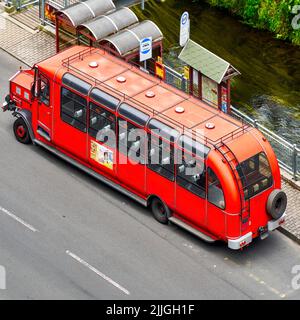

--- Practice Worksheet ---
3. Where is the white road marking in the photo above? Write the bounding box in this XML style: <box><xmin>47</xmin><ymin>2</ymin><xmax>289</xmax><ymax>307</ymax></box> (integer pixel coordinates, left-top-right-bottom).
<box><xmin>248</xmin><ymin>273</ymin><xmax>286</xmax><ymax>298</ymax></box>
<box><xmin>66</xmin><ymin>250</ymin><xmax>130</xmax><ymax>295</ymax></box>
<box><xmin>0</xmin><ymin>206</ymin><xmax>38</xmax><ymax>232</ymax></box>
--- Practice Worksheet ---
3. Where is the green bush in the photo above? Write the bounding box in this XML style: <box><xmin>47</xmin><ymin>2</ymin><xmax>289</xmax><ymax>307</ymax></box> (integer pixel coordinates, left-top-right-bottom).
<box><xmin>200</xmin><ymin>0</ymin><xmax>300</xmax><ymax>45</ymax></box>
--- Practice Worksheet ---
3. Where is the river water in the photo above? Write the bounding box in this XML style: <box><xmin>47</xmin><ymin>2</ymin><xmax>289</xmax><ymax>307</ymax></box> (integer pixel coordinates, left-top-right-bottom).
<box><xmin>133</xmin><ymin>0</ymin><xmax>300</xmax><ymax>145</ymax></box>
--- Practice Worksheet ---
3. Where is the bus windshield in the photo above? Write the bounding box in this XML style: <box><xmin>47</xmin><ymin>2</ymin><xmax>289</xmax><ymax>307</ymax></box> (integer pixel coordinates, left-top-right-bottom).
<box><xmin>236</xmin><ymin>152</ymin><xmax>273</xmax><ymax>200</ymax></box>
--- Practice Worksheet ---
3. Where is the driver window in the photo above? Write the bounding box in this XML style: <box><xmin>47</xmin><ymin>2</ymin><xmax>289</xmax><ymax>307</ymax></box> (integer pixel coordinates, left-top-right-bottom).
<box><xmin>39</xmin><ymin>74</ymin><xmax>50</xmax><ymax>106</ymax></box>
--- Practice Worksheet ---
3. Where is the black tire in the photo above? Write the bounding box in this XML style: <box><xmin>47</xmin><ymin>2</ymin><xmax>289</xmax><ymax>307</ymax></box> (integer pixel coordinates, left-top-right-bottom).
<box><xmin>13</xmin><ymin>117</ymin><xmax>31</xmax><ymax>144</ymax></box>
<box><xmin>150</xmin><ymin>197</ymin><xmax>170</xmax><ymax>224</ymax></box>
<box><xmin>266</xmin><ymin>189</ymin><xmax>287</xmax><ymax>220</ymax></box>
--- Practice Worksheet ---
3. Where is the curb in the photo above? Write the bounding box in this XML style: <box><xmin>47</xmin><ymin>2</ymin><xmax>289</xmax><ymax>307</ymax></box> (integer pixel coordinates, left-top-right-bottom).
<box><xmin>278</xmin><ymin>227</ymin><xmax>300</xmax><ymax>245</ymax></box>
<box><xmin>0</xmin><ymin>45</ymin><xmax>30</xmax><ymax>67</ymax></box>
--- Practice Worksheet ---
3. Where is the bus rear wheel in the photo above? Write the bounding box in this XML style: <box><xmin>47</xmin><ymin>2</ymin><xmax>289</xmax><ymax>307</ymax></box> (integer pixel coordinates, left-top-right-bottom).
<box><xmin>151</xmin><ymin>197</ymin><xmax>170</xmax><ymax>224</ymax></box>
<box><xmin>13</xmin><ymin>117</ymin><xmax>31</xmax><ymax>144</ymax></box>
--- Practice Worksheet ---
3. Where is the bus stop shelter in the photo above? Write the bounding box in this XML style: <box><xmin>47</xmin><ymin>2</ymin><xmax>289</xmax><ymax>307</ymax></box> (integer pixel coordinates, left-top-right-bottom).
<box><xmin>179</xmin><ymin>39</ymin><xmax>240</xmax><ymax>113</ymax></box>
<box><xmin>53</xmin><ymin>0</ymin><xmax>163</xmax><ymax>67</ymax></box>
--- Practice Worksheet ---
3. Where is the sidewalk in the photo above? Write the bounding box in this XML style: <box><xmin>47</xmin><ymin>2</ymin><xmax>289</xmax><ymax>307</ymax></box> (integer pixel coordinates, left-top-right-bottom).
<box><xmin>0</xmin><ymin>7</ymin><xmax>299</xmax><ymax>244</ymax></box>
<box><xmin>280</xmin><ymin>180</ymin><xmax>300</xmax><ymax>243</ymax></box>
<box><xmin>0</xmin><ymin>13</ymin><xmax>55</xmax><ymax>66</ymax></box>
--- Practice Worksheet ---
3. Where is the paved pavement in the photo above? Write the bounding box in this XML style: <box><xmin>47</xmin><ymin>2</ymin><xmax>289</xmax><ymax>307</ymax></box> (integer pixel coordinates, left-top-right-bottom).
<box><xmin>0</xmin><ymin>7</ymin><xmax>300</xmax><ymax>300</ymax></box>
<box><xmin>280</xmin><ymin>180</ymin><xmax>300</xmax><ymax>243</ymax></box>
<box><xmin>0</xmin><ymin>14</ymin><xmax>56</xmax><ymax>66</ymax></box>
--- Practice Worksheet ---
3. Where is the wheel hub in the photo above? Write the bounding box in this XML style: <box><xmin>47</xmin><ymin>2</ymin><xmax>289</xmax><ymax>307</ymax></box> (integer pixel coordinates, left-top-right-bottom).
<box><xmin>16</xmin><ymin>125</ymin><xmax>25</xmax><ymax>138</ymax></box>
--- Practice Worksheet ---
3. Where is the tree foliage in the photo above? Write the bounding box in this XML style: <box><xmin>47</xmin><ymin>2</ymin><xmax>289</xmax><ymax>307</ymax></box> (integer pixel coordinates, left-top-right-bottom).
<box><xmin>199</xmin><ymin>0</ymin><xmax>300</xmax><ymax>45</ymax></box>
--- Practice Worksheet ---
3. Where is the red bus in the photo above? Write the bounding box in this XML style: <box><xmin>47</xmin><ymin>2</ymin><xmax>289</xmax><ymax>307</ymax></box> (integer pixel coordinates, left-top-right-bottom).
<box><xmin>3</xmin><ymin>46</ymin><xmax>287</xmax><ymax>249</ymax></box>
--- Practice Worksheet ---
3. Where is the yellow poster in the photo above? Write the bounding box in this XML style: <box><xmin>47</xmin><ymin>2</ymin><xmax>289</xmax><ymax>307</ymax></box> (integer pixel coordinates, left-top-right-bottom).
<box><xmin>90</xmin><ymin>140</ymin><xmax>114</xmax><ymax>170</ymax></box>
<box><xmin>184</xmin><ymin>66</ymin><xmax>190</xmax><ymax>80</ymax></box>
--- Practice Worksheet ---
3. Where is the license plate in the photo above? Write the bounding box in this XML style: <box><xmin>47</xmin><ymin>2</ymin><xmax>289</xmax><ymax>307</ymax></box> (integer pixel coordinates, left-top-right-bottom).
<box><xmin>259</xmin><ymin>227</ymin><xmax>269</xmax><ymax>240</ymax></box>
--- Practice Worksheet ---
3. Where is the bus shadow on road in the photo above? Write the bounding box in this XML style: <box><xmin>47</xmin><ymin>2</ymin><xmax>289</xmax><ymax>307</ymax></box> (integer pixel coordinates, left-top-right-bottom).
<box><xmin>29</xmin><ymin>143</ymin><xmax>291</xmax><ymax>262</ymax></box>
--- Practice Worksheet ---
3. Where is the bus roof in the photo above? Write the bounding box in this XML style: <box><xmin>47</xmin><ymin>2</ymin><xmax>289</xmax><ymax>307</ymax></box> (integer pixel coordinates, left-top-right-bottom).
<box><xmin>37</xmin><ymin>46</ymin><xmax>253</xmax><ymax>150</ymax></box>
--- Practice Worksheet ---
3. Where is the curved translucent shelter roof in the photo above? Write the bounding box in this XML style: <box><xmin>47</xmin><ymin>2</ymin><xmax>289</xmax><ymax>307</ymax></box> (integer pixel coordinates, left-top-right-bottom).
<box><xmin>58</xmin><ymin>0</ymin><xmax>115</xmax><ymax>27</ymax></box>
<box><xmin>79</xmin><ymin>7</ymin><xmax>138</xmax><ymax>41</ymax></box>
<box><xmin>102</xmin><ymin>20</ymin><xmax>163</xmax><ymax>56</ymax></box>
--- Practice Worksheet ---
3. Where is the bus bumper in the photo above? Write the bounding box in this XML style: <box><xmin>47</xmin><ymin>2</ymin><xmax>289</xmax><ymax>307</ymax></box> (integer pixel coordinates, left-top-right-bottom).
<box><xmin>228</xmin><ymin>232</ymin><xmax>253</xmax><ymax>250</ymax></box>
<box><xmin>267</xmin><ymin>213</ymin><xmax>286</xmax><ymax>231</ymax></box>
<box><xmin>228</xmin><ymin>213</ymin><xmax>286</xmax><ymax>250</ymax></box>
<box><xmin>2</xmin><ymin>94</ymin><xmax>16</xmax><ymax>112</ymax></box>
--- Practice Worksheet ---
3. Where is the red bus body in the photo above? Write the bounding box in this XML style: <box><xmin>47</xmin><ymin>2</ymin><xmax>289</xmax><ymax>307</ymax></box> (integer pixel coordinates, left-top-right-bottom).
<box><xmin>4</xmin><ymin>46</ymin><xmax>287</xmax><ymax>250</ymax></box>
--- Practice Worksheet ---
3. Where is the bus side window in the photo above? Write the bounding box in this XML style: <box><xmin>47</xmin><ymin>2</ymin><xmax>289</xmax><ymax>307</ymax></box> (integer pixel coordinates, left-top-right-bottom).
<box><xmin>176</xmin><ymin>152</ymin><xmax>206</xmax><ymax>198</ymax></box>
<box><xmin>208</xmin><ymin>167</ymin><xmax>225</xmax><ymax>209</ymax></box>
<box><xmin>118</xmin><ymin>119</ymin><xmax>146</xmax><ymax>164</ymax></box>
<box><xmin>147</xmin><ymin>135</ymin><xmax>175</xmax><ymax>181</ymax></box>
<box><xmin>38</xmin><ymin>74</ymin><xmax>50</xmax><ymax>106</ymax></box>
<box><xmin>89</xmin><ymin>102</ymin><xmax>116</xmax><ymax>148</ymax></box>
<box><xmin>61</xmin><ymin>87</ymin><xmax>87</xmax><ymax>132</ymax></box>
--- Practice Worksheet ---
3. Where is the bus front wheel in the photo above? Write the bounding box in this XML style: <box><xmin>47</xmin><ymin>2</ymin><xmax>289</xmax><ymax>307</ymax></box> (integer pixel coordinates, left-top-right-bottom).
<box><xmin>13</xmin><ymin>117</ymin><xmax>31</xmax><ymax>144</ymax></box>
<box><xmin>151</xmin><ymin>197</ymin><xmax>170</xmax><ymax>224</ymax></box>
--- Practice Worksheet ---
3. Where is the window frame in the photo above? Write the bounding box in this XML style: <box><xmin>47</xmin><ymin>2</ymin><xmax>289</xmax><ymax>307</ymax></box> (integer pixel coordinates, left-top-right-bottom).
<box><xmin>175</xmin><ymin>146</ymin><xmax>207</xmax><ymax>198</ymax></box>
<box><xmin>88</xmin><ymin>101</ymin><xmax>116</xmax><ymax>148</ymax></box>
<box><xmin>118</xmin><ymin>103</ymin><xmax>150</xmax><ymax>127</ymax></box>
<box><xmin>62</xmin><ymin>73</ymin><xmax>91</xmax><ymax>96</ymax></box>
<box><xmin>117</xmin><ymin>116</ymin><xmax>147</xmax><ymax>164</ymax></box>
<box><xmin>207</xmin><ymin>167</ymin><xmax>226</xmax><ymax>210</ymax></box>
<box><xmin>147</xmin><ymin>132</ymin><xmax>176</xmax><ymax>181</ymax></box>
<box><xmin>236</xmin><ymin>152</ymin><xmax>273</xmax><ymax>200</ymax></box>
<box><xmin>90</xmin><ymin>87</ymin><xmax>120</xmax><ymax>112</ymax></box>
<box><xmin>37</xmin><ymin>72</ymin><xmax>50</xmax><ymax>106</ymax></box>
<box><xmin>60</xmin><ymin>86</ymin><xmax>88</xmax><ymax>133</ymax></box>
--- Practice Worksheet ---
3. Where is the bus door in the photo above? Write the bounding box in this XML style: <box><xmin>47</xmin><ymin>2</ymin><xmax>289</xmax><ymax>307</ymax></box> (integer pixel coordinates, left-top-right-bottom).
<box><xmin>36</xmin><ymin>72</ymin><xmax>52</xmax><ymax>141</ymax></box>
<box><xmin>174</xmin><ymin>135</ymin><xmax>209</xmax><ymax>227</ymax></box>
<box><xmin>87</xmin><ymin>88</ymin><xmax>120</xmax><ymax>178</ymax></box>
<box><xmin>56</xmin><ymin>73</ymin><xmax>92</xmax><ymax>162</ymax></box>
<box><xmin>117</xmin><ymin>103</ymin><xmax>149</xmax><ymax>196</ymax></box>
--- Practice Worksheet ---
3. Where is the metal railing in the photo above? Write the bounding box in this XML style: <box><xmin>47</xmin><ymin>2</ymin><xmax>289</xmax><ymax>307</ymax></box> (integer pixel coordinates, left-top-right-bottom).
<box><xmin>4</xmin><ymin>0</ymin><xmax>39</xmax><ymax>10</ymax></box>
<box><xmin>163</xmin><ymin>65</ymin><xmax>299</xmax><ymax>180</ymax></box>
<box><xmin>43</xmin><ymin>0</ymin><xmax>80</xmax><ymax>9</ymax></box>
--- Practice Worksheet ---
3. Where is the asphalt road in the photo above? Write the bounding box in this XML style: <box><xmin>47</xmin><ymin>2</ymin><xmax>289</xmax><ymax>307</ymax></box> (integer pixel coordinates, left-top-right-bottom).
<box><xmin>0</xmin><ymin>49</ymin><xmax>300</xmax><ymax>300</ymax></box>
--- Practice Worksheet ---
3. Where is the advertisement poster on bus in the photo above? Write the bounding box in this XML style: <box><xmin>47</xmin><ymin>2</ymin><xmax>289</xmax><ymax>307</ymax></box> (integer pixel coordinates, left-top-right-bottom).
<box><xmin>90</xmin><ymin>141</ymin><xmax>114</xmax><ymax>170</ymax></box>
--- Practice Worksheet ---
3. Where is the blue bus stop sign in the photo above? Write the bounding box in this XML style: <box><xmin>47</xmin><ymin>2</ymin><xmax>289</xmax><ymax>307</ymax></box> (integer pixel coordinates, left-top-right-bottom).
<box><xmin>140</xmin><ymin>37</ymin><xmax>152</xmax><ymax>62</ymax></box>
